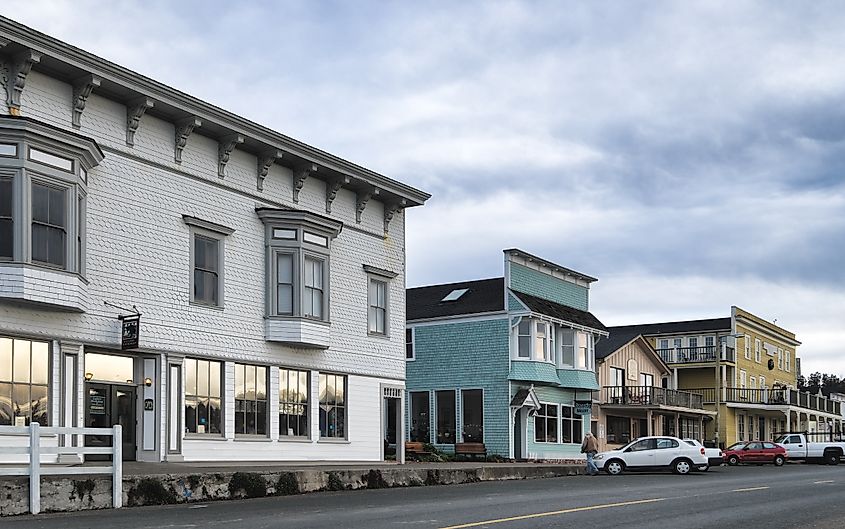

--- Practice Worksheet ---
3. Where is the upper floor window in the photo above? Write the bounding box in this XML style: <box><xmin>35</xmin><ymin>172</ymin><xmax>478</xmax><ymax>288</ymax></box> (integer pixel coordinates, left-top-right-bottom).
<box><xmin>754</xmin><ymin>339</ymin><xmax>761</xmax><ymax>363</ymax></box>
<box><xmin>0</xmin><ymin>117</ymin><xmax>102</xmax><ymax>275</ymax></box>
<box><xmin>744</xmin><ymin>337</ymin><xmax>751</xmax><ymax>359</ymax></box>
<box><xmin>0</xmin><ymin>336</ymin><xmax>49</xmax><ymax>426</ymax></box>
<box><xmin>405</xmin><ymin>328</ymin><xmax>414</xmax><ymax>360</ymax></box>
<box><xmin>257</xmin><ymin>209</ymin><xmax>342</xmax><ymax>323</ymax></box>
<box><xmin>688</xmin><ymin>337</ymin><xmax>698</xmax><ymax>349</ymax></box>
<box><xmin>368</xmin><ymin>278</ymin><xmax>387</xmax><ymax>334</ymax></box>
<box><xmin>517</xmin><ymin>320</ymin><xmax>531</xmax><ymax>358</ymax></box>
<box><xmin>183</xmin><ymin>216</ymin><xmax>234</xmax><ymax>308</ymax></box>
<box><xmin>704</xmin><ymin>336</ymin><xmax>715</xmax><ymax>349</ymax></box>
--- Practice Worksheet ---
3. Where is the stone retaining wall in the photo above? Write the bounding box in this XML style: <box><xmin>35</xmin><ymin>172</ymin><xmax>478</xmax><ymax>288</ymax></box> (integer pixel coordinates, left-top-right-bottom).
<box><xmin>0</xmin><ymin>464</ymin><xmax>583</xmax><ymax>516</ymax></box>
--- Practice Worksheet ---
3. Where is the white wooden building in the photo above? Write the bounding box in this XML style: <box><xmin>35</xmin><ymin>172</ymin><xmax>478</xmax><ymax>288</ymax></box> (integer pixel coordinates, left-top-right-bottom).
<box><xmin>0</xmin><ymin>16</ymin><xmax>428</xmax><ymax>463</ymax></box>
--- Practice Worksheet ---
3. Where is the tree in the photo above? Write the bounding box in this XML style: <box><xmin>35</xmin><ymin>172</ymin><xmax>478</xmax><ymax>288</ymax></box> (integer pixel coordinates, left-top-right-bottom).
<box><xmin>797</xmin><ymin>372</ymin><xmax>844</xmax><ymax>396</ymax></box>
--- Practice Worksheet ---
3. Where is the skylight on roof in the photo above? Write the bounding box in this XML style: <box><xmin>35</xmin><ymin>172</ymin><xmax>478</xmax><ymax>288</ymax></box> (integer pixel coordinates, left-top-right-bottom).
<box><xmin>441</xmin><ymin>288</ymin><xmax>469</xmax><ymax>302</ymax></box>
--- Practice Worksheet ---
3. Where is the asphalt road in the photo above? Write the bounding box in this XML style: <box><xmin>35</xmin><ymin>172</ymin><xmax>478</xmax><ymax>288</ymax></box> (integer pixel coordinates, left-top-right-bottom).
<box><xmin>7</xmin><ymin>463</ymin><xmax>845</xmax><ymax>529</ymax></box>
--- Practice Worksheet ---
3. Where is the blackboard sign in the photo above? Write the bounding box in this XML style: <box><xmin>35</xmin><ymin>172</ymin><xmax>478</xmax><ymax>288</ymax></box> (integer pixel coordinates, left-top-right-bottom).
<box><xmin>120</xmin><ymin>314</ymin><xmax>140</xmax><ymax>350</ymax></box>
<box><xmin>90</xmin><ymin>394</ymin><xmax>106</xmax><ymax>415</ymax></box>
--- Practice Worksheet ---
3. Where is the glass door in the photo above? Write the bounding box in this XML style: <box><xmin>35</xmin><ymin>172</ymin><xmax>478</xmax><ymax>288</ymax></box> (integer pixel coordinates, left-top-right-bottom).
<box><xmin>84</xmin><ymin>383</ymin><xmax>136</xmax><ymax>461</ymax></box>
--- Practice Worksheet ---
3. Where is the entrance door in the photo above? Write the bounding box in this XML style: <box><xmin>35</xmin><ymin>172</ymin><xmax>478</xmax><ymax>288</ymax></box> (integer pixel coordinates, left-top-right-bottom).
<box><xmin>513</xmin><ymin>409</ymin><xmax>524</xmax><ymax>460</ymax></box>
<box><xmin>758</xmin><ymin>417</ymin><xmax>766</xmax><ymax>441</ymax></box>
<box><xmin>85</xmin><ymin>383</ymin><xmax>136</xmax><ymax>461</ymax></box>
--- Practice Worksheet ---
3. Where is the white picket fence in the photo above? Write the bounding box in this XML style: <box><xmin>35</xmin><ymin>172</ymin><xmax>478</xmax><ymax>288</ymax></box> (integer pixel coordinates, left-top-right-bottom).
<box><xmin>0</xmin><ymin>423</ymin><xmax>122</xmax><ymax>514</ymax></box>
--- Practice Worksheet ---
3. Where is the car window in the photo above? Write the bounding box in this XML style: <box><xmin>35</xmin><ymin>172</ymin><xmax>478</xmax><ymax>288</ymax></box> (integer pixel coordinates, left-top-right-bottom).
<box><xmin>727</xmin><ymin>442</ymin><xmax>745</xmax><ymax>451</ymax></box>
<box><xmin>746</xmin><ymin>442</ymin><xmax>763</xmax><ymax>450</ymax></box>
<box><xmin>788</xmin><ymin>435</ymin><xmax>801</xmax><ymax>444</ymax></box>
<box><xmin>762</xmin><ymin>442</ymin><xmax>776</xmax><ymax>449</ymax></box>
<box><xmin>683</xmin><ymin>440</ymin><xmax>699</xmax><ymax>447</ymax></box>
<box><xmin>656</xmin><ymin>438</ymin><xmax>679</xmax><ymax>449</ymax></box>
<box><xmin>626</xmin><ymin>439</ymin><xmax>657</xmax><ymax>452</ymax></box>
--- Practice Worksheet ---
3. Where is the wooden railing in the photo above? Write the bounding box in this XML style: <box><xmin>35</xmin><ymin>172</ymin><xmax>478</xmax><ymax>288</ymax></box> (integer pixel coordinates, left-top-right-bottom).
<box><xmin>0</xmin><ymin>423</ymin><xmax>122</xmax><ymax>514</ymax></box>
<box><xmin>656</xmin><ymin>346</ymin><xmax>736</xmax><ymax>364</ymax></box>
<box><xmin>682</xmin><ymin>387</ymin><xmax>842</xmax><ymax>415</ymax></box>
<box><xmin>601</xmin><ymin>386</ymin><xmax>705</xmax><ymax>409</ymax></box>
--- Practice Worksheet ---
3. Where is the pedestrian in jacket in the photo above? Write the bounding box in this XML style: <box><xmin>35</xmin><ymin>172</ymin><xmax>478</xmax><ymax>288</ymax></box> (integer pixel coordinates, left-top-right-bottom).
<box><xmin>581</xmin><ymin>432</ymin><xmax>599</xmax><ymax>475</ymax></box>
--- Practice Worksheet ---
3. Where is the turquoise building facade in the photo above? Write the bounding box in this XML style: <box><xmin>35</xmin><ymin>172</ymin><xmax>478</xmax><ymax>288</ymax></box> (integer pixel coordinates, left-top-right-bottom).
<box><xmin>406</xmin><ymin>249</ymin><xmax>607</xmax><ymax>460</ymax></box>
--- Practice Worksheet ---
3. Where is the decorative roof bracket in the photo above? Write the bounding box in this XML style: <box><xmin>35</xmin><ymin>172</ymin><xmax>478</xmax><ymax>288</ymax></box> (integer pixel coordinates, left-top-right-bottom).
<box><xmin>383</xmin><ymin>199</ymin><xmax>407</xmax><ymax>233</ymax></box>
<box><xmin>174</xmin><ymin>116</ymin><xmax>201</xmax><ymax>163</ymax></box>
<box><xmin>325</xmin><ymin>175</ymin><xmax>350</xmax><ymax>213</ymax></box>
<box><xmin>5</xmin><ymin>49</ymin><xmax>41</xmax><ymax>115</ymax></box>
<box><xmin>355</xmin><ymin>186</ymin><xmax>379</xmax><ymax>223</ymax></box>
<box><xmin>292</xmin><ymin>163</ymin><xmax>317</xmax><ymax>203</ymax></box>
<box><xmin>126</xmin><ymin>96</ymin><xmax>154</xmax><ymax>146</ymax></box>
<box><xmin>71</xmin><ymin>74</ymin><xmax>101</xmax><ymax>128</ymax></box>
<box><xmin>256</xmin><ymin>149</ymin><xmax>283</xmax><ymax>191</ymax></box>
<box><xmin>217</xmin><ymin>133</ymin><xmax>244</xmax><ymax>177</ymax></box>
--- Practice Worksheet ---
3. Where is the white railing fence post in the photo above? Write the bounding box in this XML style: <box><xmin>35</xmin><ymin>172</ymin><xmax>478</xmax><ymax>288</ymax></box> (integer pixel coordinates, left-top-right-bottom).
<box><xmin>112</xmin><ymin>424</ymin><xmax>122</xmax><ymax>508</ymax></box>
<box><xmin>29</xmin><ymin>422</ymin><xmax>41</xmax><ymax>515</ymax></box>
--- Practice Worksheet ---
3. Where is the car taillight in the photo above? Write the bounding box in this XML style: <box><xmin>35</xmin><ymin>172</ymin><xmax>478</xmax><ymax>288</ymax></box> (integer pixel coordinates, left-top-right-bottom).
<box><xmin>701</xmin><ymin>448</ymin><xmax>706</xmax><ymax>455</ymax></box>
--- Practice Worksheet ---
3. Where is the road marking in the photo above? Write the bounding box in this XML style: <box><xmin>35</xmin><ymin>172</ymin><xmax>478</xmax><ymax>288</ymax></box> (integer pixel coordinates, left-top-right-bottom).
<box><xmin>814</xmin><ymin>480</ymin><xmax>835</xmax><ymax>484</ymax></box>
<box><xmin>732</xmin><ymin>486</ymin><xmax>770</xmax><ymax>492</ymax></box>
<box><xmin>188</xmin><ymin>505</ymin><xmax>208</xmax><ymax>509</ymax></box>
<box><xmin>438</xmin><ymin>498</ymin><xmax>665</xmax><ymax>529</ymax></box>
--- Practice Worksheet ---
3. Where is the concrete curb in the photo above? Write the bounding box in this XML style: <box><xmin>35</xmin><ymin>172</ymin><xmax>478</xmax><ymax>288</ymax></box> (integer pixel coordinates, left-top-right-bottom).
<box><xmin>0</xmin><ymin>464</ymin><xmax>585</xmax><ymax>516</ymax></box>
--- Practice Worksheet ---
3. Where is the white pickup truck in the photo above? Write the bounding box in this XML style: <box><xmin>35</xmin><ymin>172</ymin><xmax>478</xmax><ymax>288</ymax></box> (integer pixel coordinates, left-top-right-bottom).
<box><xmin>774</xmin><ymin>433</ymin><xmax>845</xmax><ymax>465</ymax></box>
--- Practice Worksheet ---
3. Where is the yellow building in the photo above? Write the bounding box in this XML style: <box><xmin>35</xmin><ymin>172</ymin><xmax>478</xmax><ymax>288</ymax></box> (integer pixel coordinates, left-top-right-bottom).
<box><xmin>607</xmin><ymin>307</ymin><xmax>843</xmax><ymax>448</ymax></box>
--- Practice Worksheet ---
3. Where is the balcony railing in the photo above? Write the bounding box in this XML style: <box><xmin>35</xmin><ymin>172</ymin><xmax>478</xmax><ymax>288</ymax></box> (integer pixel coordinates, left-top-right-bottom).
<box><xmin>683</xmin><ymin>387</ymin><xmax>843</xmax><ymax>415</ymax></box>
<box><xmin>656</xmin><ymin>346</ymin><xmax>736</xmax><ymax>364</ymax></box>
<box><xmin>601</xmin><ymin>386</ymin><xmax>705</xmax><ymax>410</ymax></box>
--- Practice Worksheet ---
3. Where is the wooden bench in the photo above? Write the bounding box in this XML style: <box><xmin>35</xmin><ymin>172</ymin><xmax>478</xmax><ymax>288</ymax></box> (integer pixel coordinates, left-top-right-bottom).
<box><xmin>405</xmin><ymin>441</ymin><xmax>432</xmax><ymax>457</ymax></box>
<box><xmin>455</xmin><ymin>443</ymin><xmax>487</xmax><ymax>460</ymax></box>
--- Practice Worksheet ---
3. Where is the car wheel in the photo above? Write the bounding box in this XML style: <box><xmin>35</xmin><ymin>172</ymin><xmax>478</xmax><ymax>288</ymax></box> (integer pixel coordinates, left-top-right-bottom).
<box><xmin>727</xmin><ymin>455</ymin><xmax>740</xmax><ymax>466</ymax></box>
<box><xmin>773</xmin><ymin>455</ymin><xmax>785</xmax><ymax>467</ymax></box>
<box><xmin>673</xmin><ymin>459</ymin><xmax>693</xmax><ymax>475</ymax></box>
<box><xmin>605</xmin><ymin>459</ymin><xmax>624</xmax><ymax>475</ymax></box>
<box><xmin>824</xmin><ymin>451</ymin><xmax>840</xmax><ymax>466</ymax></box>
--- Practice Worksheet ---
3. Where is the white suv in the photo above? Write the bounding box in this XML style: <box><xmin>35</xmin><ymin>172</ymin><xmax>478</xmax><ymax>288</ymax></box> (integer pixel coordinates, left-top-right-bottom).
<box><xmin>594</xmin><ymin>436</ymin><xmax>709</xmax><ymax>475</ymax></box>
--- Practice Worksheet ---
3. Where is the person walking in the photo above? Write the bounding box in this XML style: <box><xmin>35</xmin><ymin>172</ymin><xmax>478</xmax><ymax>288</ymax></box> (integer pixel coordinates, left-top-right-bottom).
<box><xmin>581</xmin><ymin>431</ymin><xmax>599</xmax><ymax>475</ymax></box>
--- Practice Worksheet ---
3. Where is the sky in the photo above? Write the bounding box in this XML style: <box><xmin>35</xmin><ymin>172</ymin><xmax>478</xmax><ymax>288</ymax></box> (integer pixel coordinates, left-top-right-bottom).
<box><xmin>6</xmin><ymin>1</ymin><xmax>844</xmax><ymax>375</ymax></box>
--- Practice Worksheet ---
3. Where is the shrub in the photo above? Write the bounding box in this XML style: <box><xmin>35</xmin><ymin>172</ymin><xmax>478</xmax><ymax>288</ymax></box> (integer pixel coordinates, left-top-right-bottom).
<box><xmin>326</xmin><ymin>472</ymin><xmax>345</xmax><ymax>491</ymax></box>
<box><xmin>228</xmin><ymin>472</ymin><xmax>267</xmax><ymax>499</ymax></box>
<box><xmin>276</xmin><ymin>472</ymin><xmax>299</xmax><ymax>496</ymax></box>
<box><xmin>128</xmin><ymin>478</ymin><xmax>177</xmax><ymax>506</ymax></box>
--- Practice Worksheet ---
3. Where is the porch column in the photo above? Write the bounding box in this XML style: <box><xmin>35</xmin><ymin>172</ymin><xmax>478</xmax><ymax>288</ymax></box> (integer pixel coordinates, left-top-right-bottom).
<box><xmin>674</xmin><ymin>413</ymin><xmax>680</xmax><ymax>437</ymax></box>
<box><xmin>646</xmin><ymin>409</ymin><xmax>653</xmax><ymax>436</ymax></box>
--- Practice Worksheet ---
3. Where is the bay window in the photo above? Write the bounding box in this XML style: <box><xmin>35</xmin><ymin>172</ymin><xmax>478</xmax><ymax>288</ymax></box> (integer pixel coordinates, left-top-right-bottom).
<box><xmin>0</xmin><ymin>176</ymin><xmax>12</xmax><ymax>260</ymax></box>
<box><xmin>516</xmin><ymin>320</ymin><xmax>530</xmax><ymax>358</ymax></box>
<box><xmin>303</xmin><ymin>256</ymin><xmax>324</xmax><ymax>319</ymax></box>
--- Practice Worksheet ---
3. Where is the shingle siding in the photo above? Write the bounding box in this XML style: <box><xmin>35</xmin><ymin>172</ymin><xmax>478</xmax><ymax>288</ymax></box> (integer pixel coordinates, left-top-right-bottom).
<box><xmin>406</xmin><ymin>319</ymin><xmax>511</xmax><ymax>456</ymax></box>
<box><xmin>509</xmin><ymin>263</ymin><xmax>588</xmax><ymax>311</ymax></box>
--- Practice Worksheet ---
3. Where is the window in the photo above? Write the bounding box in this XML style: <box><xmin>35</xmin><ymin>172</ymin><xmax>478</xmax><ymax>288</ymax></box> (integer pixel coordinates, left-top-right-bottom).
<box><xmin>405</xmin><ymin>328</ymin><xmax>414</xmax><ymax>360</ymax></box>
<box><xmin>673</xmin><ymin>338</ymin><xmax>682</xmax><ymax>350</ymax></box>
<box><xmin>303</xmin><ymin>256</ymin><xmax>324</xmax><ymax>319</ymax></box>
<box><xmin>441</xmin><ymin>288</ymin><xmax>468</xmax><ymax>302</ymax></box>
<box><xmin>31</xmin><ymin>182</ymin><xmax>66</xmax><ymax>268</ymax></box>
<box><xmin>234</xmin><ymin>363</ymin><xmax>267</xmax><ymax>436</ymax></box>
<box><xmin>409</xmin><ymin>391</ymin><xmax>430</xmax><ymax>442</ymax></box>
<box><xmin>561</xmin><ymin>405</ymin><xmax>582</xmax><ymax>444</ymax></box>
<box><xmin>659</xmin><ymin>339</ymin><xmax>669</xmax><ymax>350</ymax></box>
<box><xmin>29</xmin><ymin>147</ymin><xmax>73</xmax><ymax>172</ymax></box>
<box><xmin>755</xmin><ymin>339</ymin><xmax>761</xmax><ymax>363</ymax></box>
<box><xmin>777</xmin><ymin>348</ymin><xmax>784</xmax><ymax>370</ymax></box>
<box><xmin>257</xmin><ymin>209</ymin><xmax>341</xmax><ymax>322</ymax></box>
<box><xmin>759</xmin><ymin>376</ymin><xmax>765</xmax><ymax>389</ymax></box>
<box><xmin>606</xmin><ymin>415</ymin><xmax>630</xmax><ymax>444</ymax></box>
<box><xmin>461</xmin><ymin>389</ymin><xmax>483</xmax><ymax>443</ymax></box>
<box><xmin>534</xmin><ymin>322</ymin><xmax>547</xmax><ymax>361</ymax></box>
<box><xmin>85</xmin><ymin>353</ymin><xmax>134</xmax><ymax>384</ymax></box>
<box><xmin>627</xmin><ymin>438</ymin><xmax>656</xmax><ymax>452</ymax></box>
<box><xmin>744</xmin><ymin>337</ymin><xmax>751</xmax><ymax>359</ymax></box>
<box><xmin>656</xmin><ymin>438</ymin><xmax>679</xmax><ymax>449</ymax></box>
<box><xmin>785</xmin><ymin>350</ymin><xmax>790</xmax><ymax>372</ymax></box>
<box><xmin>192</xmin><ymin>234</ymin><xmax>220</xmax><ymax>306</ymax></box>
<box><xmin>609</xmin><ymin>367</ymin><xmax>624</xmax><ymax>403</ymax></box>
<box><xmin>688</xmin><ymin>337</ymin><xmax>698</xmax><ymax>349</ymax></box>
<box><xmin>534</xmin><ymin>403</ymin><xmax>558</xmax><ymax>443</ymax></box>
<box><xmin>705</xmin><ymin>336</ymin><xmax>715</xmax><ymax>350</ymax></box>
<box><xmin>184</xmin><ymin>358</ymin><xmax>222</xmax><ymax>435</ymax></box>
<box><xmin>435</xmin><ymin>390</ymin><xmax>456</xmax><ymax>444</ymax></box>
<box><xmin>561</xmin><ymin>329</ymin><xmax>575</xmax><ymax>365</ymax></box>
<box><xmin>0</xmin><ymin>177</ymin><xmax>11</xmax><ymax>260</ymax></box>
<box><xmin>516</xmin><ymin>320</ymin><xmax>530</xmax><ymax>358</ymax></box>
<box><xmin>738</xmin><ymin>414</ymin><xmax>746</xmax><ymax>441</ymax></box>
<box><xmin>576</xmin><ymin>331</ymin><xmax>592</xmax><ymax>369</ymax></box>
<box><xmin>279</xmin><ymin>368</ymin><xmax>309</xmax><ymax>437</ymax></box>
<box><xmin>0</xmin><ymin>337</ymin><xmax>49</xmax><ymax>426</ymax></box>
<box><xmin>640</xmin><ymin>373</ymin><xmax>654</xmax><ymax>388</ymax></box>
<box><xmin>368</xmin><ymin>278</ymin><xmax>387</xmax><ymax>334</ymax></box>
<box><xmin>319</xmin><ymin>373</ymin><xmax>346</xmax><ymax>439</ymax></box>
<box><xmin>276</xmin><ymin>253</ymin><xmax>294</xmax><ymax>314</ymax></box>
<box><xmin>750</xmin><ymin>376</ymin><xmax>756</xmax><ymax>389</ymax></box>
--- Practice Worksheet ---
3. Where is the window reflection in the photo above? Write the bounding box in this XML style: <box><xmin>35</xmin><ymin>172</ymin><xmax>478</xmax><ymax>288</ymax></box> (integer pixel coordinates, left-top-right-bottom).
<box><xmin>0</xmin><ymin>336</ymin><xmax>50</xmax><ymax>426</ymax></box>
<box><xmin>279</xmin><ymin>368</ymin><xmax>309</xmax><ymax>437</ymax></box>
<box><xmin>85</xmin><ymin>353</ymin><xmax>134</xmax><ymax>384</ymax></box>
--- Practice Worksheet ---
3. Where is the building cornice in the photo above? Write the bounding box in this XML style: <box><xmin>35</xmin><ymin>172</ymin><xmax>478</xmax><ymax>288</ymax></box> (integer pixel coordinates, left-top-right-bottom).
<box><xmin>0</xmin><ymin>16</ymin><xmax>430</xmax><ymax>214</ymax></box>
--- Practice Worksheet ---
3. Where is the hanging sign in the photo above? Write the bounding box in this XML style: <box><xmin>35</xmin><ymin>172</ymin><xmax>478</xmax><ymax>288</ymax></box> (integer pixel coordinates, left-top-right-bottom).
<box><xmin>574</xmin><ymin>401</ymin><xmax>592</xmax><ymax>416</ymax></box>
<box><xmin>120</xmin><ymin>314</ymin><xmax>140</xmax><ymax>350</ymax></box>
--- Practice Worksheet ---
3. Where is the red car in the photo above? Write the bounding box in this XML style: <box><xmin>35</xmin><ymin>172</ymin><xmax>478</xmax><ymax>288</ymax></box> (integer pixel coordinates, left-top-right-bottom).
<box><xmin>723</xmin><ymin>441</ymin><xmax>787</xmax><ymax>466</ymax></box>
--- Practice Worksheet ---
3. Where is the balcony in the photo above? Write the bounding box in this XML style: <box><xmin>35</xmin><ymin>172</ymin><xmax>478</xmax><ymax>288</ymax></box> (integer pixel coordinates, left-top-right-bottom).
<box><xmin>601</xmin><ymin>386</ymin><xmax>705</xmax><ymax>410</ymax></box>
<box><xmin>656</xmin><ymin>346</ymin><xmax>736</xmax><ymax>365</ymax></box>
<box><xmin>684</xmin><ymin>387</ymin><xmax>843</xmax><ymax>415</ymax></box>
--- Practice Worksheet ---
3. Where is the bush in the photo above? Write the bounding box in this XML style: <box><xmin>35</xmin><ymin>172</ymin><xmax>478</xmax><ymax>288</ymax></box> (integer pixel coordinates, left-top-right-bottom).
<box><xmin>228</xmin><ymin>472</ymin><xmax>267</xmax><ymax>499</ymax></box>
<box><xmin>364</xmin><ymin>469</ymin><xmax>388</xmax><ymax>489</ymax></box>
<box><xmin>276</xmin><ymin>472</ymin><xmax>299</xmax><ymax>496</ymax></box>
<box><xmin>326</xmin><ymin>472</ymin><xmax>345</xmax><ymax>491</ymax></box>
<box><xmin>128</xmin><ymin>478</ymin><xmax>177</xmax><ymax>506</ymax></box>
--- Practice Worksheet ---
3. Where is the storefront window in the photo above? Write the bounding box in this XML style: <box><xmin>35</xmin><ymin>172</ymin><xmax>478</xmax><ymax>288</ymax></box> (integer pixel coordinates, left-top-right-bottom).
<box><xmin>461</xmin><ymin>389</ymin><xmax>483</xmax><ymax>443</ymax></box>
<box><xmin>235</xmin><ymin>363</ymin><xmax>267</xmax><ymax>436</ymax></box>
<box><xmin>279</xmin><ymin>368</ymin><xmax>309</xmax><ymax>437</ymax></box>
<box><xmin>606</xmin><ymin>415</ymin><xmax>631</xmax><ymax>444</ymax></box>
<box><xmin>0</xmin><ymin>337</ymin><xmax>49</xmax><ymax>426</ymax></box>
<box><xmin>184</xmin><ymin>358</ymin><xmax>222</xmax><ymax>435</ymax></box>
<box><xmin>409</xmin><ymin>391</ymin><xmax>430</xmax><ymax>442</ymax></box>
<box><xmin>535</xmin><ymin>404</ymin><xmax>558</xmax><ymax>443</ymax></box>
<box><xmin>562</xmin><ymin>405</ymin><xmax>583</xmax><ymax>444</ymax></box>
<box><xmin>435</xmin><ymin>390</ymin><xmax>456</xmax><ymax>444</ymax></box>
<box><xmin>319</xmin><ymin>373</ymin><xmax>347</xmax><ymax>438</ymax></box>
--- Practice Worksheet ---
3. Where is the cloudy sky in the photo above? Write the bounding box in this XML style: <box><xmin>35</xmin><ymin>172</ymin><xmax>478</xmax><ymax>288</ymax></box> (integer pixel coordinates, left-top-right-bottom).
<box><xmin>8</xmin><ymin>1</ymin><xmax>845</xmax><ymax>374</ymax></box>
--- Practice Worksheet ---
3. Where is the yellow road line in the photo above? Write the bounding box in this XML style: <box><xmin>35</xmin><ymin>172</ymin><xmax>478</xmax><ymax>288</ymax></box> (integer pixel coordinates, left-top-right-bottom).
<box><xmin>814</xmin><ymin>480</ymin><xmax>835</xmax><ymax>484</ymax></box>
<box><xmin>732</xmin><ymin>486</ymin><xmax>770</xmax><ymax>492</ymax></box>
<box><xmin>438</xmin><ymin>498</ymin><xmax>665</xmax><ymax>529</ymax></box>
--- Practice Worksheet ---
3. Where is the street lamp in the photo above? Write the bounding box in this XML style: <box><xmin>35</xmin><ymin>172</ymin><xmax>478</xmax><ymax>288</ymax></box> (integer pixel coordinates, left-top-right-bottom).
<box><xmin>715</xmin><ymin>333</ymin><xmax>744</xmax><ymax>449</ymax></box>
